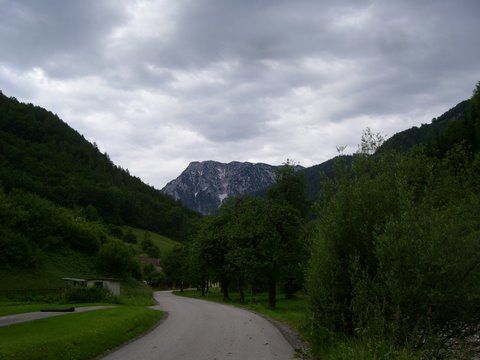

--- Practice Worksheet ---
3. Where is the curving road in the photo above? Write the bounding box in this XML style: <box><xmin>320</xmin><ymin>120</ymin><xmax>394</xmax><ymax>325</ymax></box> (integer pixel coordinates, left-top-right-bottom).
<box><xmin>103</xmin><ymin>291</ymin><xmax>294</xmax><ymax>360</ymax></box>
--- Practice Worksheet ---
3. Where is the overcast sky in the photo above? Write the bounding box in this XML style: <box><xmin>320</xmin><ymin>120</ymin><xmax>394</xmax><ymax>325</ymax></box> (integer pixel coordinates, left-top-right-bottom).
<box><xmin>1</xmin><ymin>0</ymin><xmax>480</xmax><ymax>188</ymax></box>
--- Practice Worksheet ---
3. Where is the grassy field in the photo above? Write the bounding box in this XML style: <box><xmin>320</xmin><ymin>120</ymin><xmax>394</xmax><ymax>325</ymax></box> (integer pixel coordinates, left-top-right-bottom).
<box><xmin>123</xmin><ymin>226</ymin><xmax>180</xmax><ymax>254</ymax></box>
<box><xmin>0</xmin><ymin>306</ymin><xmax>163</xmax><ymax>360</ymax></box>
<box><xmin>0</xmin><ymin>251</ymin><xmax>99</xmax><ymax>291</ymax></box>
<box><xmin>176</xmin><ymin>289</ymin><xmax>308</xmax><ymax>331</ymax></box>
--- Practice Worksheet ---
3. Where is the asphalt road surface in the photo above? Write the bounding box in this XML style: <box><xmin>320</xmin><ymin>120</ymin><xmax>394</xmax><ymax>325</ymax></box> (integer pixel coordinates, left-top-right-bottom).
<box><xmin>103</xmin><ymin>291</ymin><xmax>294</xmax><ymax>360</ymax></box>
<box><xmin>0</xmin><ymin>306</ymin><xmax>115</xmax><ymax>328</ymax></box>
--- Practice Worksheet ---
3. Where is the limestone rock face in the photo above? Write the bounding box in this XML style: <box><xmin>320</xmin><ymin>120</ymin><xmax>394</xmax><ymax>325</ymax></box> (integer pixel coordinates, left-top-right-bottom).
<box><xmin>162</xmin><ymin>160</ymin><xmax>280</xmax><ymax>214</ymax></box>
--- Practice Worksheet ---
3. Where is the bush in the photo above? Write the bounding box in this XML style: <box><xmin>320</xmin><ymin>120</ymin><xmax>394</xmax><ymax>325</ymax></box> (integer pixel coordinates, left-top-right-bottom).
<box><xmin>140</xmin><ymin>236</ymin><xmax>160</xmax><ymax>258</ymax></box>
<box><xmin>96</xmin><ymin>240</ymin><xmax>141</xmax><ymax>278</ymax></box>
<box><xmin>108</xmin><ymin>225</ymin><xmax>124</xmax><ymax>238</ymax></box>
<box><xmin>143</xmin><ymin>264</ymin><xmax>165</xmax><ymax>287</ymax></box>
<box><xmin>0</xmin><ymin>228</ymin><xmax>39</xmax><ymax>268</ymax></box>
<box><xmin>123</xmin><ymin>229</ymin><xmax>137</xmax><ymax>244</ymax></box>
<box><xmin>63</xmin><ymin>286</ymin><xmax>113</xmax><ymax>303</ymax></box>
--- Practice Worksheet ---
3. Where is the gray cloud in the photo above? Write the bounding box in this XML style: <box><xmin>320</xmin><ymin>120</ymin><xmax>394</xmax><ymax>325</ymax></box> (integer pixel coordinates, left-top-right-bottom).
<box><xmin>1</xmin><ymin>0</ymin><xmax>479</xmax><ymax>187</ymax></box>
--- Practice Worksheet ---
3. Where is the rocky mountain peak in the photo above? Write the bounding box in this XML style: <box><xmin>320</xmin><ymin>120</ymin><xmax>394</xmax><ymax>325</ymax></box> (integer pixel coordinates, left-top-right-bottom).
<box><xmin>162</xmin><ymin>160</ymin><xmax>281</xmax><ymax>214</ymax></box>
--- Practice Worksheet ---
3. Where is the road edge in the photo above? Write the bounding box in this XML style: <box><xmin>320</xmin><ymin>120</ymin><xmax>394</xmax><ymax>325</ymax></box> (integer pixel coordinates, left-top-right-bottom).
<box><xmin>248</xmin><ymin>310</ymin><xmax>311</xmax><ymax>359</ymax></box>
<box><xmin>94</xmin><ymin>310</ymin><xmax>169</xmax><ymax>360</ymax></box>
<box><xmin>173</xmin><ymin>291</ymin><xmax>312</xmax><ymax>359</ymax></box>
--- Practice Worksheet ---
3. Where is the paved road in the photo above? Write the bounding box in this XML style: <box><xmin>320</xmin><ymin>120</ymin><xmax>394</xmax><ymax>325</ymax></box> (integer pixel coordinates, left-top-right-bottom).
<box><xmin>103</xmin><ymin>291</ymin><xmax>294</xmax><ymax>360</ymax></box>
<box><xmin>0</xmin><ymin>305</ymin><xmax>115</xmax><ymax>328</ymax></box>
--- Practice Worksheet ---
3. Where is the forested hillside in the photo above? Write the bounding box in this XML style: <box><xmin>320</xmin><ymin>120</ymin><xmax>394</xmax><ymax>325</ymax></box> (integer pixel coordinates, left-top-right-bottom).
<box><xmin>380</xmin><ymin>99</ymin><xmax>471</xmax><ymax>152</ymax></box>
<box><xmin>299</xmin><ymin>156</ymin><xmax>352</xmax><ymax>200</ymax></box>
<box><xmin>0</xmin><ymin>92</ymin><xmax>199</xmax><ymax>240</ymax></box>
<box><xmin>299</xmin><ymin>98</ymin><xmax>473</xmax><ymax>201</ymax></box>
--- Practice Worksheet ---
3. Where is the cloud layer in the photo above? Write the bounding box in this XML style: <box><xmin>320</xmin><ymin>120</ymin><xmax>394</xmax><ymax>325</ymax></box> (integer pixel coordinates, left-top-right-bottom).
<box><xmin>1</xmin><ymin>0</ymin><xmax>480</xmax><ymax>187</ymax></box>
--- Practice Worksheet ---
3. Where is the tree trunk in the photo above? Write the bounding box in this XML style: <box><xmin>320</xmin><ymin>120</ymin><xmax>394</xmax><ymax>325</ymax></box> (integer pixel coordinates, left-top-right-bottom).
<box><xmin>180</xmin><ymin>281</ymin><xmax>184</xmax><ymax>292</ymax></box>
<box><xmin>201</xmin><ymin>280</ymin><xmax>206</xmax><ymax>296</ymax></box>
<box><xmin>238</xmin><ymin>277</ymin><xmax>245</xmax><ymax>303</ymax></box>
<box><xmin>268</xmin><ymin>277</ymin><xmax>276</xmax><ymax>308</ymax></box>
<box><xmin>206</xmin><ymin>280</ymin><xmax>209</xmax><ymax>293</ymax></box>
<box><xmin>221</xmin><ymin>279</ymin><xmax>230</xmax><ymax>301</ymax></box>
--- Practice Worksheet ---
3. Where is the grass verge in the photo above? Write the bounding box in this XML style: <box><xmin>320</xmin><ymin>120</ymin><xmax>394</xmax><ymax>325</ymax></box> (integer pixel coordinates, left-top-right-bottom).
<box><xmin>0</xmin><ymin>306</ymin><xmax>163</xmax><ymax>360</ymax></box>
<box><xmin>0</xmin><ymin>302</ymin><xmax>109</xmax><ymax>317</ymax></box>
<box><xmin>175</xmin><ymin>289</ymin><xmax>308</xmax><ymax>331</ymax></box>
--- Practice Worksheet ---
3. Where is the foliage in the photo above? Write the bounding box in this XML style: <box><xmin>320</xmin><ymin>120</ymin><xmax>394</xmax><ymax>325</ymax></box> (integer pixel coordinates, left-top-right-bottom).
<box><xmin>142</xmin><ymin>263</ymin><xmax>166</xmax><ymax>287</ymax></box>
<box><xmin>96</xmin><ymin>240</ymin><xmax>141</xmax><ymax>279</ymax></box>
<box><xmin>0</xmin><ymin>188</ymin><xmax>104</xmax><ymax>269</ymax></box>
<box><xmin>268</xmin><ymin>159</ymin><xmax>309</xmax><ymax>217</ymax></box>
<box><xmin>162</xmin><ymin>245</ymin><xmax>189</xmax><ymax>291</ymax></box>
<box><xmin>117</xmin><ymin>278</ymin><xmax>155</xmax><ymax>306</ymax></box>
<box><xmin>308</xmin><ymin>104</ymin><xmax>480</xmax><ymax>357</ymax></box>
<box><xmin>122</xmin><ymin>229</ymin><xmax>137</xmax><ymax>244</ymax></box>
<box><xmin>63</xmin><ymin>286</ymin><xmax>114</xmax><ymax>303</ymax></box>
<box><xmin>140</xmin><ymin>233</ymin><xmax>161</xmax><ymax>258</ymax></box>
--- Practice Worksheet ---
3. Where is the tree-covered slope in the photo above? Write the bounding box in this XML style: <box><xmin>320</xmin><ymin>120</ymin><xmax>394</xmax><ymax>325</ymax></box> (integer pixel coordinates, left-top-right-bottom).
<box><xmin>379</xmin><ymin>99</ymin><xmax>471</xmax><ymax>152</ymax></box>
<box><xmin>299</xmin><ymin>156</ymin><xmax>353</xmax><ymax>200</ymax></box>
<box><xmin>300</xmin><ymin>96</ymin><xmax>475</xmax><ymax>201</ymax></box>
<box><xmin>0</xmin><ymin>91</ymin><xmax>199</xmax><ymax>240</ymax></box>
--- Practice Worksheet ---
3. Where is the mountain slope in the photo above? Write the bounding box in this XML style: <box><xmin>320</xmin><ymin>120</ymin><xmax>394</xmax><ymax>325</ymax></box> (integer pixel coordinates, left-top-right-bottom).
<box><xmin>299</xmin><ymin>156</ymin><xmax>353</xmax><ymax>200</ymax></box>
<box><xmin>162</xmin><ymin>161</ymin><xmax>281</xmax><ymax>214</ymax></box>
<box><xmin>0</xmin><ymin>91</ymin><xmax>199</xmax><ymax>240</ymax></box>
<box><xmin>379</xmin><ymin>99</ymin><xmax>471</xmax><ymax>153</ymax></box>
<box><xmin>298</xmin><ymin>99</ymin><xmax>473</xmax><ymax>201</ymax></box>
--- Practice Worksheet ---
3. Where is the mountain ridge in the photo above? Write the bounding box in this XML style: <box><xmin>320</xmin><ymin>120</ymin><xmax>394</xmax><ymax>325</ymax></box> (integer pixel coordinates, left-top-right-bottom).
<box><xmin>162</xmin><ymin>160</ymin><xmax>298</xmax><ymax>214</ymax></box>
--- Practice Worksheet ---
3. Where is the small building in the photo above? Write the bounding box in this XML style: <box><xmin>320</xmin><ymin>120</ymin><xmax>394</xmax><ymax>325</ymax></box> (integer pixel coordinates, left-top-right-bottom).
<box><xmin>63</xmin><ymin>277</ymin><xmax>121</xmax><ymax>297</ymax></box>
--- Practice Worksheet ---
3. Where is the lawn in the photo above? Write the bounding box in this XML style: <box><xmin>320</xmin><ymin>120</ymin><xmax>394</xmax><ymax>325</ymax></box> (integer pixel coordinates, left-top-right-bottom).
<box><xmin>175</xmin><ymin>288</ymin><xmax>308</xmax><ymax>331</ymax></box>
<box><xmin>0</xmin><ymin>302</ymin><xmax>109</xmax><ymax>317</ymax></box>
<box><xmin>0</xmin><ymin>306</ymin><xmax>163</xmax><ymax>360</ymax></box>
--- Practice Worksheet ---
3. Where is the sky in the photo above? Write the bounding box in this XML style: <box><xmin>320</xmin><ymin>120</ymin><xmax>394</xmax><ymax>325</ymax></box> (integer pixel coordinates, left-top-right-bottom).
<box><xmin>1</xmin><ymin>0</ymin><xmax>480</xmax><ymax>188</ymax></box>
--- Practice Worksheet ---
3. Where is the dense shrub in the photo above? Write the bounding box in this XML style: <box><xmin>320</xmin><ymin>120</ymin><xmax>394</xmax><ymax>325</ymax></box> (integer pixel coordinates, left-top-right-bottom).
<box><xmin>96</xmin><ymin>240</ymin><xmax>141</xmax><ymax>278</ymax></box>
<box><xmin>0</xmin><ymin>189</ymin><xmax>102</xmax><ymax>253</ymax></box>
<box><xmin>308</xmin><ymin>147</ymin><xmax>480</xmax><ymax>356</ymax></box>
<box><xmin>63</xmin><ymin>286</ymin><xmax>113</xmax><ymax>303</ymax></box>
<box><xmin>140</xmin><ymin>235</ymin><xmax>160</xmax><ymax>258</ymax></box>
<box><xmin>123</xmin><ymin>229</ymin><xmax>137</xmax><ymax>244</ymax></box>
<box><xmin>0</xmin><ymin>228</ymin><xmax>39</xmax><ymax>268</ymax></box>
